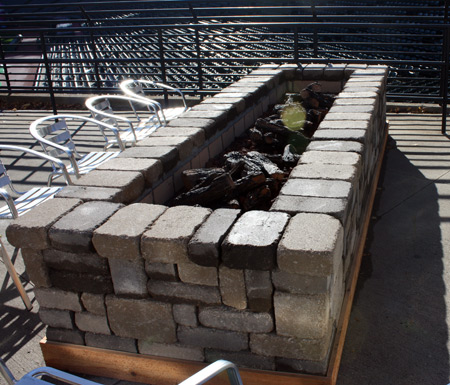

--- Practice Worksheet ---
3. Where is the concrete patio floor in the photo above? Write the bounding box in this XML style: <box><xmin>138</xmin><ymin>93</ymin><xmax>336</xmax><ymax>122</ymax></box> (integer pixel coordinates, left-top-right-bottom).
<box><xmin>0</xmin><ymin>110</ymin><xmax>449</xmax><ymax>385</ymax></box>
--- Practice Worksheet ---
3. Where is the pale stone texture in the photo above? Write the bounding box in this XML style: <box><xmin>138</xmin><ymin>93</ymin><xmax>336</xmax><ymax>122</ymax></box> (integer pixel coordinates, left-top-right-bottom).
<box><xmin>290</xmin><ymin>164</ymin><xmax>357</xmax><ymax>181</ymax></box>
<box><xmin>106</xmin><ymin>296</ymin><xmax>176</xmax><ymax>343</ymax></box>
<box><xmin>280</xmin><ymin>179</ymin><xmax>351</xmax><ymax>199</ymax></box>
<box><xmin>93</xmin><ymin>203</ymin><xmax>166</xmax><ymax>260</ymax></box>
<box><xmin>145</xmin><ymin>262</ymin><xmax>178</xmax><ymax>281</ymax></box>
<box><xmin>177</xmin><ymin>326</ymin><xmax>248</xmax><ymax>352</ymax></box>
<box><xmin>137</xmin><ymin>136</ymin><xmax>194</xmax><ymax>161</ymax></box>
<box><xmin>39</xmin><ymin>308</ymin><xmax>73</xmax><ymax>329</ymax></box>
<box><xmin>34</xmin><ymin>288</ymin><xmax>82</xmax><ymax>311</ymax></box>
<box><xmin>245</xmin><ymin>270</ymin><xmax>273</xmax><ymax>312</ymax></box>
<box><xmin>270</xmin><ymin>196</ymin><xmax>346</xmax><ymax>219</ymax></box>
<box><xmin>81</xmin><ymin>293</ymin><xmax>106</xmax><ymax>316</ymax></box>
<box><xmin>272</xmin><ymin>270</ymin><xmax>329</xmax><ymax>295</ymax></box>
<box><xmin>277</xmin><ymin>213</ymin><xmax>344</xmax><ymax>277</ymax></box>
<box><xmin>56</xmin><ymin>186</ymin><xmax>124</xmax><ymax>203</ymax></box>
<box><xmin>300</xmin><ymin>150</ymin><xmax>361</xmax><ymax>166</ymax></box>
<box><xmin>147</xmin><ymin>281</ymin><xmax>221</xmax><ymax>305</ymax></box>
<box><xmin>142</xmin><ymin>206</ymin><xmax>212</xmax><ymax>264</ymax></box>
<box><xmin>138</xmin><ymin>342</ymin><xmax>204</xmax><ymax>361</ymax></box>
<box><xmin>173</xmin><ymin>304</ymin><xmax>198</xmax><ymax>327</ymax></box>
<box><xmin>21</xmin><ymin>248</ymin><xmax>51</xmax><ymax>287</ymax></box>
<box><xmin>117</xmin><ymin>146</ymin><xmax>178</xmax><ymax>173</ymax></box>
<box><xmin>75</xmin><ymin>312</ymin><xmax>111</xmax><ymax>335</ymax></box>
<box><xmin>219</xmin><ymin>266</ymin><xmax>247</xmax><ymax>310</ymax></box>
<box><xmin>108</xmin><ymin>258</ymin><xmax>148</xmax><ymax>297</ymax></box>
<box><xmin>43</xmin><ymin>249</ymin><xmax>109</xmax><ymax>274</ymax></box>
<box><xmin>177</xmin><ymin>262</ymin><xmax>218</xmax><ymax>286</ymax></box>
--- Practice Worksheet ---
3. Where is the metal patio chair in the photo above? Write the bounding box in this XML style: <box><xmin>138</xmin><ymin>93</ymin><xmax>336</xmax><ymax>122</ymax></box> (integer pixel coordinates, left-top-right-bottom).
<box><xmin>29</xmin><ymin>115</ymin><xmax>122</xmax><ymax>185</ymax></box>
<box><xmin>85</xmin><ymin>94</ymin><xmax>164</xmax><ymax>149</ymax></box>
<box><xmin>120</xmin><ymin>78</ymin><xmax>189</xmax><ymax>122</ymax></box>
<box><xmin>0</xmin><ymin>359</ymin><xmax>244</xmax><ymax>385</ymax></box>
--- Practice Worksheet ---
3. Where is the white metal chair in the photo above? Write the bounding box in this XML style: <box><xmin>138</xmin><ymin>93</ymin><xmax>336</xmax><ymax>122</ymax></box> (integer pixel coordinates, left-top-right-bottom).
<box><xmin>0</xmin><ymin>359</ymin><xmax>244</xmax><ymax>385</ymax></box>
<box><xmin>85</xmin><ymin>94</ymin><xmax>164</xmax><ymax>149</ymax></box>
<box><xmin>120</xmin><ymin>78</ymin><xmax>189</xmax><ymax>122</ymax></box>
<box><xmin>29</xmin><ymin>115</ymin><xmax>122</xmax><ymax>185</ymax></box>
<box><xmin>0</xmin><ymin>145</ymin><xmax>72</xmax><ymax>219</ymax></box>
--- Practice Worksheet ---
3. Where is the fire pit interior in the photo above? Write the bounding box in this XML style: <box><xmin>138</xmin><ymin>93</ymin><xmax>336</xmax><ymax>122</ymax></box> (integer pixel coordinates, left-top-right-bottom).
<box><xmin>7</xmin><ymin>63</ymin><xmax>388</xmax><ymax>380</ymax></box>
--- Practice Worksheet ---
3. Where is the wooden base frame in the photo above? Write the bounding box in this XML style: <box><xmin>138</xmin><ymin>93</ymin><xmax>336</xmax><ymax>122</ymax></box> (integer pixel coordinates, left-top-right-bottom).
<box><xmin>40</xmin><ymin>129</ymin><xmax>389</xmax><ymax>385</ymax></box>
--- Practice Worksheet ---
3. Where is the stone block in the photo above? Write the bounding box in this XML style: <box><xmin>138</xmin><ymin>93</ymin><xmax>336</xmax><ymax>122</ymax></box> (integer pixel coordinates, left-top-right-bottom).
<box><xmin>151</xmin><ymin>126</ymin><xmax>205</xmax><ymax>148</ymax></box>
<box><xmin>138</xmin><ymin>341</ymin><xmax>204</xmax><ymax>361</ymax></box>
<box><xmin>81</xmin><ymin>293</ymin><xmax>106</xmax><ymax>315</ymax></box>
<box><xmin>222</xmin><ymin>211</ymin><xmax>289</xmax><ymax>270</ymax></box>
<box><xmin>34</xmin><ymin>288</ymin><xmax>82</xmax><ymax>311</ymax></box>
<box><xmin>300</xmin><ymin>151</ymin><xmax>361</xmax><ymax>166</ymax></box>
<box><xmin>313</xmin><ymin>129</ymin><xmax>369</xmax><ymax>143</ymax></box>
<box><xmin>39</xmin><ymin>308</ymin><xmax>73</xmax><ymax>329</ymax></box>
<box><xmin>199</xmin><ymin>307</ymin><xmax>273</xmax><ymax>333</ymax></box>
<box><xmin>201</xmin><ymin>97</ymin><xmax>246</xmax><ymax>114</ymax></box>
<box><xmin>96</xmin><ymin>158</ymin><xmax>163</xmax><ymax>187</ymax></box>
<box><xmin>75</xmin><ymin>312</ymin><xmax>110</xmax><ymax>334</ymax></box>
<box><xmin>244</xmin><ymin>270</ymin><xmax>273</xmax><ymax>312</ymax></box>
<box><xmin>306</xmin><ymin>140</ymin><xmax>363</xmax><ymax>154</ymax></box>
<box><xmin>272</xmin><ymin>270</ymin><xmax>330</xmax><ymax>295</ymax></box>
<box><xmin>43</xmin><ymin>249</ymin><xmax>109</xmax><ymax>275</ymax></box>
<box><xmin>106</xmin><ymin>296</ymin><xmax>176</xmax><ymax>342</ymax></box>
<box><xmin>188</xmin><ymin>208</ymin><xmax>240</xmax><ymax>267</ymax></box>
<box><xmin>173</xmin><ymin>304</ymin><xmax>198</xmax><ymax>327</ymax></box>
<box><xmin>73</xmin><ymin>170</ymin><xmax>145</xmax><ymax>204</ymax></box>
<box><xmin>205</xmin><ymin>349</ymin><xmax>275</xmax><ymax>371</ymax></box>
<box><xmin>136</xmin><ymin>136</ymin><xmax>194</xmax><ymax>161</ymax></box>
<box><xmin>21</xmin><ymin>248</ymin><xmax>51</xmax><ymax>287</ymax></box>
<box><xmin>290</xmin><ymin>164</ymin><xmax>357</xmax><ymax>182</ymax></box>
<box><xmin>49</xmin><ymin>201</ymin><xmax>123</xmax><ymax>253</ymax></box>
<box><xmin>302</xmin><ymin>64</ymin><xmax>326</xmax><ymax>80</ymax></box>
<box><xmin>85</xmin><ymin>333</ymin><xmax>137</xmax><ymax>353</ymax></box>
<box><xmin>250</xmin><ymin>332</ymin><xmax>330</xmax><ymax>361</ymax></box>
<box><xmin>219</xmin><ymin>266</ymin><xmax>247</xmax><ymax>310</ymax></box>
<box><xmin>182</xmin><ymin>108</ymin><xmax>229</xmax><ymax>125</ymax></box>
<box><xmin>118</xmin><ymin>146</ymin><xmax>179</xmax><ymax>173</ymax></box>
<box><xmin>177</xmin><ymin>262</ymin><xmax>218</xmax><ymax>286</ymax></box>
<box><xmin>147</xmin><ymin>280</ymin><xmax>221</xmax><ymax>305</ymax></box>
<box><xmin>177</xmin><ymin>326</ymin><xmax>248</xmax><ymax>352</ymax></box>
<box><xmin>167</xmin><ymin>118</ymin><xmax>219</xmax><ymax>139</ymax></box>
<box><xmin>48</xmin><ymin>270</ymin><xmax>113</xmax><ymax>294</ymax></box>
<box><xmin>274</xmin><ymin>291</ymin><xmax>330</xmax><ymax>339</ymax></box>
<box><xmin>142</xmin><ymin>206</ymin><xmax>212</xmax><ymax>264</ymax></box>
<box><xmin>56</xmin><ymin>186</ymin><xmax>124</xmax><ymax>203</ymax></box>
<box><xmin>277</xmin><ymin>213</ymin><xmax>344</xmax><ymax>277</ymax></box>
<box><xmin>46</xmin><ymin>327</ymin><xmax>84</xmax><ymax>345</ymax></box>
<box><xmin>318</xmin><ymin>119</ymin><xmax>369</xmax><ymax>130</ymax></box>
<box><xmin>93</xmin><ymin>203</ymin><xmax>166</xmax><ymax>260</ymax></box>
<box><xmin>279</xmin><ymin>179</ymin><xmax>351</xmax><ymax>199</ymax></box>
<box><xmin>145</xmin><ymin>262</ymin><xmax>178</xmax><ymax>281</ymax></box>
<box><xmin>108</xmin><ymin>258</ymin><xmax>148</xmax><ymax>297</ymax></box>
<box><xmin>6</xmin><ymin>198</ymin><xmax>81</xmax><ymax>250</ymax></box>
<box><xmin>334</xmin><ymin>97</ymin><xmax>376</xmax><ymax>106</ymax></box>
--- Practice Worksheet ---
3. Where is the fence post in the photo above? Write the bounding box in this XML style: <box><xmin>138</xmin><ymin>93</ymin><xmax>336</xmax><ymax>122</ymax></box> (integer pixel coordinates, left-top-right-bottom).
<box><xmin>0</xmin><ymin>39</ymin><xmax>11</xmax><ymax>93</ymax></box>
<box><xmin>311</xmin><ymin>2</ymin><xmax>318</xmax><ymax>57</ymax></box>
<box><xmin>80</xmin><ymin>6</ymin><xmax>101</xmax><ymax>91</ymax></box>
<box><xmin>157</xmin><ymin>28</ymin><xmax>169</xmax><ymax>106</ymax></box>
<box><xmin>294</xmin><ymin>26</ymin><xmax>299</xmax><ymax>64</ymax></box>
<box><xmin>188</xmin><ymin>2</ymin><xmax>204</xmax><ymax>95</ymax></box>
<box><xmin>40</xmin><ymin>32</ymin><xmax>57</xmax><ymax>115</ymax></box>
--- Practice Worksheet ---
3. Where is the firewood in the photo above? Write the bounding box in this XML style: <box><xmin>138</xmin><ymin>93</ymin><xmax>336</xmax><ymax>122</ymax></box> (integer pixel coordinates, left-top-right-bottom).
<box><xmin>241</xmin><ymin>185</ymin><xmax>272</xmax><ymax>211</ymax></box>
<box><xmin>233</xmin><ymin>172</ymin><xmax>267</xmax><ymax>195</ymax></box>
<box><xmin>181</xmin><ymin>168</ymin><xmax>225</xmax><ymax>190</ymax></box>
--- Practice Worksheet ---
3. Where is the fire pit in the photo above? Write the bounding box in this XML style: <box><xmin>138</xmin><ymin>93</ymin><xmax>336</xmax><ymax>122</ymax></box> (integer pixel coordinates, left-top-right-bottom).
<box><xmin>7</xmin><ymin>63</ymin><xmax>388</xmax><ymax>382</ymax></box>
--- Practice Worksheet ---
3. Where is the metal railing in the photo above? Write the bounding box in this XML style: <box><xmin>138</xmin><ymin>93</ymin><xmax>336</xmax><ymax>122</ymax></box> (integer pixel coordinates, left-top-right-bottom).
<box><xmin>1</xmin><ymin>0</ymin><xmax>450</xmax><ymax>131</ymax></box>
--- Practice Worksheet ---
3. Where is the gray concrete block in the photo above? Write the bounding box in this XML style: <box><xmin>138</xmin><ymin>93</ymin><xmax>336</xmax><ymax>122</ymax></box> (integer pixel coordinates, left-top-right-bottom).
<box><xmin>300</xmin><ymin>150</ymin><xmax>361</xmax><ymax>166</ymax></box>
<box><xmin>306</xmin><ymin>140</ymin><xmax>363</xmax><ymax>153</ymax></box>
<box><xmin>39</xmin><ymin>308</ymin><xmax>73</xmax><ymax>329</ymax></box>
<box><xmin>136</xmin><ymin>136</ymin><xmax>194</xmax><ymax>161</ymax></box>
<box><xmin>177</xmin><ymin>326</ymin><xmax>248</xmax><ymax>352</ymax></box>
<box><xmin>205</xmin><ymin>349</ymin><xmax>275</xmax><ymax>371</ymax></box>
<box><xmin>182</xmin><ymin>108</ymin><xmax>229</xmax><ymax>124</ymax></box>
<box><xmin>173</xmin><ymin>304</ymin><xmax>198</xmax><ymax>327</ymax></box>
<box><xmin>6</xmin><ymin>198</ymin><xmax>82</xmax><ymax>249</ymax></box>
<box><xmin>43</xmin><ymin>249</ymin><xmax>109</xmax><ymax>274</ymax></box>
<box><xmin>85</xmin><ymin>333</ymin><xmax>137</xmax><ymax>353</ymax></box>
<box><xmin>46</xmin><ymin>327</ymin><xmax>84</xmax><ymax>345</ymax></box>
<box><xmin>142</xmin><ymin>206</ymin><xmax>212</xmax><ymax>264</ymax></box>
<box><xmin>21</xmin><ymin>248</ymin><xmax>51</xmax><ymax>288</ymax></box>
<box><xmin>34</xmin><ymin>288</ymin><xmax>82</xmax><ymax>311</ymax></box>
<box><xmin>188</xmin><ymin>208</ymin><xmax>240</xmax><ymax>267</ymax></box>
<box><xmin>81</xmin><ymin>293</ymin><xmax>106</xmax><ymax>316</ymax></box>
<box><xmin>138</xmin><ymin>341</ymin><xmax>204</xmax><ymax>361</ymax></box>
<box><xmin>151</xmin><ymin>126</ymin><xmax>205</xmax><ymax>148</ymax></box>
<box><xmin>177</xmin><ymin>262</ymin><xmax>218</xmax><ymax>286</ymax></box>
<box><xmin>222</xmin><ymin>211</ymin><xmax>289</xmax><ymax>270</ymax></box>
<box><xmin>313</xmin><ymin>129</ymin><xmax>369</xmax><ymax>143</ymax></box>
<box><xmin>219</xmin><ymin>266</ymin><xmax>247</xmax><ymax>310</ymax></box>
<box><xmin>93</xmin><ymin>203</ymin><xmax>166</xmax><ymax>260</ymax></box>
<box><xmin>73</xmin><ymin>170</ymin><xmax>145</xmax><ymax>204</ymax></box>
<box><xmin>199</xmin><ymin>307</ymin><xmax>273</xmax><ymax>333</ymax></box>
<box><xmin>272</xmin><ymin>270</ymin><xmax>330</xmax><ymax>295</ymax></box>
<box><xmin>48</xmin><ymin>270</ymin><xmax>113</xmax><ymax>294</ymax></box>
<box><xmin>145</xmin><ymin>262</ymin><xmax>178</xmax><ymax>281</ymax></box>
<box><xmin>334</xmin><ymin>97</ymin><xmax>376</xmax><ymax>106</ymax></box>
<box><xmin>106</xmin><ymin>296</ymin><xmax>176</xmax><ymax>342</ymax></box>
<box><xmin>280</xmin><ymin>179</ymin><xmax>351</xmax><ymax>199</ymax></box>
<box><xmin>245</xmin><ymin>270</ymin><xmax>273</xmax><ymax>312</ymax></box>
<box><xmin>290</xmin><ymin>164</ymin><xmax>357</xmax><ymax>181</ymax></box>
<box><xmin>302</xmin><ymin>64</ymin><xmax>326</xmax><ymax>80</ymax></box>
<box><xmin>75</xmin><ymin>312</ymin><xmax>110</xmax><ymax>334</ymax></box>
<box><xmin>55</xmin><ymin>186</ymin><xmax>125</xmax><ymax>203</ymax></box>
<box><xmin>277</xmin><ymin>213</ymin><xmax>344</xmax><ymax>277</ymax></box>
<box><xmin>108</xmin><ymin>258</ymin><xmax>148</xmax><ymax>297</ymax></box>
<box><xmin>201</xmin><ymin>97</ymin><xmax>246</xmax><ymax>114</ymax></box>
<box><xmin>117</xmin><ymin>146</ymin><xmax>179</xmax><ymax>173</ymax></box>
<box><xmin>167</xmin><ymin>118</ymin><xmax>219</xmax><ymax>139</ymax></box>
<box><xmin>49</xmin><ymin>201</ymin><xmax>123</xmax><ymax>253</ymax></box>
<box><xmin>147</xmin><ymin>280</ymin><xmax>221</xmax><ymax>305</ymax></box>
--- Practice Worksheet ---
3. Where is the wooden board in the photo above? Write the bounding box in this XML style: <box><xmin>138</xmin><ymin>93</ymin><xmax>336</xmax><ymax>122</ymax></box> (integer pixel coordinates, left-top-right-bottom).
<box><xmin>40</xmin><ymin>129</ymin><xmax>389</xmax><ymax>385</ymax></box>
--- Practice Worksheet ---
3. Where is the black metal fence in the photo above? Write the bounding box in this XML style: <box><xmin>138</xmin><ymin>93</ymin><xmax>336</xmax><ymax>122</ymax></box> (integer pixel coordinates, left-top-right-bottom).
<box><xmin>1</xmin><ymin>1</ymin><xmax>450</xmax><ymax>129</ymax></box>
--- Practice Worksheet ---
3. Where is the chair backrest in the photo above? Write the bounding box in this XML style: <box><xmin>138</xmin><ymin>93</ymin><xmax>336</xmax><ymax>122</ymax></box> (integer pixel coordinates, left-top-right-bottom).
<box><xmin>89</xmin><ymin>98</ymin><xmax>119</xmax><ymax>128</ymax></box>
<box><xmin>0</xmin><ymin>157</ymin><xmax>14</xmax><ymax>193</ymax></box>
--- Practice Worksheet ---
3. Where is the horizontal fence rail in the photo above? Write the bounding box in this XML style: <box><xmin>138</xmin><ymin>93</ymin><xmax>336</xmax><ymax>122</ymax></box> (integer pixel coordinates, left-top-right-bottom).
<box><xmin>1</xmin><ymin>0</ymin><xmax>450</xmax><ymax>130</ymax></box>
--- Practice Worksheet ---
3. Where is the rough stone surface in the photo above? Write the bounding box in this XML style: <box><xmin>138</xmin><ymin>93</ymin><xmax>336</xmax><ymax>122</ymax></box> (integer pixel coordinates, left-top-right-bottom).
<box><xmin>199</xmin><ymin>307</ymin><xmax>273</xmax><ymax>333</ymax></box>
<box><xmin>85</xmin><ymin>333</ymin><xmax>137</xmax><ymax>353</ymax></box>
<box><xmin>277</xmin><ymin>213</ymin><xmax>344</xmax><ymax>276</ymax></box>
<box><xmin>166</xmin><ymin>118</ymin><xmax>218</xmax><ymax>139</ymax></box>
<box><xmin>177</xmin><ymin>262</ymin><xmax>218</xmax><ymax>286</ymax></box>
<box><xmin>147</xmin><ymin>281</ymin><xmax>221</xmax><ymax>305</ymax></box>
<box><xmin>108</xmin><ymin>258</ymin><xmax>148</xmax><ymax>297</ymax></box>
<box><xmin>39</xmin><ymin>308</ymin><xmax>73</xmax><ymax>329</ymax></box>
<box><xmin>34</xmin><ymin>288</ymin><xmax>82</xmax><ymax>311</ymax></box>
<box><xmin>188</xmin><ymin>208</ymin><xmax>240</xmax><ymax>267</ymax></box>
<box><xmin>173</xmin><ymin>304</ymin><xmax>198</xmax><ymax>327</ymax></box>
<box><xmin>48</xmin><ymin>270</ymin><xmax>113</xmax><ymax>294</ymax></box>
<box><xmin>306</xmin><ymin>140</ymin><xmax>363</xmax><ymax>153</ymax></box>
<box><xmin>75</xmin><ymin>312</ymin><xmax>111</xmax><ymax>334</ymax></box>
<box><xmin>274</xmin><ymin>292</ymin><xmax>330</xmax><ymax>339</ymax></box>
<box><xmin>313</xmin><ymin>129</ymin><xmax>368</xmax><ymax>143</ymax></box>
<box><xmin>177</xmin><ymin>326</ymin><xmax>248</xmax><ymax>352</ymax></box>
<box><xmin>138</xmin><ymin>341</ymin><xmax>204</xmax><ymax>361</ymax></box>
<box><xmin>145</xmin><ymin>262</ymin><xmax>178</xmax><ymax>281</ymax></box>
<box><xmin>245</xmin><ymin>270</ymin><xmax>273</xmax><ymax>312</ymax></box>
<box><xmin>56</xmin><ymin>186</ymin><xmax>124</xmax><ymax>203</ymax></box>
<box><xmin>93</xmin><ymin>203</ymin><xmax>166</xmax><ymax>260</ymax></box>
<box><xmin>117</xmin><ymin>146</ymin><xmax>179</xmax><ymax>173</ymax></box>
<box><xmin>73</xmin><ymin>170</ymin><xmax>145</xmax><ymax>203</ymax></box>
<box><xmin>142</xmin><ymin>206</ymin><xmax>212</xmax><ymax>264</ymax></box>
<box><xmin>280</xmin><ymin>179</ymin><xmax>352</xmax><ymax>199</ymax></box>
<box><xmin>46</xmin><ymin>327</ymin><xmax>85</xmax><ymax>345</ymax></box>
<box><xmin>43</xmin><ymin>249</ymin><xmax>109</xmax><ymax>275</ymax></box>
<box><xmin>106</xmin><ymin>296</ymin><xmax>176</xmax><ymax>342</ymax></box>
<box><xmin>6</xmin><ymin>198</ymin><xmax>81</xmax><ymax>249</ymax></box>
<box><xmin>137</xmin><ymin>136</ymin><xmax>194</xmax><ymax>161</ymax></box>
<box><xmin>81</xmin><ymin>293</ymin><xmax>106</xmax><ymax>315</ymax></box>
<box><xmin>21</xmin><ymin>248</ymin><xmax>51</xmax><ymax>287</ymax></box>
<box><xmin>270</xmin><ymin>195</ymin><xmax>347</xmax><ymax>219</ymax></box>
<box><xmin>272</xmin><ymin>270</ymin><xmax>330</xmax><ymax>295</ymax></box>
<box><xmin>49</xmin><ymin>201</ymin><xmax>123</xmax><ymax>253</ymax></box>
<box><xmin>151</xmin><ymin>127</ymin><xmax>205</xmax><ymax>148</ymax></box>
<box><xmin>219</xmin><ymin>266</ymin><xmax>247</xmax><ymax>310</ymax></box>
<box><xmin>290</xmin><ymin>164</ymin><xmax>357</xmax><ymax>181</ymax></box>
<box><xmin>300</xmin><ymin>150</ymin><xmax>361</xmax><ymax>166</ymax></box>
<box><xmin>222</xmin><ymin>211</ymin><xmax>289</xmax><ymax>270</ymax></box>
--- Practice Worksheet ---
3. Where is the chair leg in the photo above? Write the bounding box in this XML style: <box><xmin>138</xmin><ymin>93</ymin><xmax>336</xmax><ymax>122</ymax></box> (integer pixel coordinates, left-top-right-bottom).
<box><xmin>0</xmin><ymin>238</ymin><xmax>32</xmax><ymax>310</ymax></box>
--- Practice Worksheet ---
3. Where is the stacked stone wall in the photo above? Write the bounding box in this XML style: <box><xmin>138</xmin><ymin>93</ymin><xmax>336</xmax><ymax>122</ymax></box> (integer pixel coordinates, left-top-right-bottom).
<box><xmin>7</xmin><ymin>63</ymin><xmax>387</xmax><ymax>375</ymax></box>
